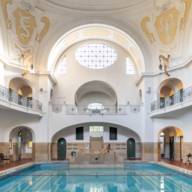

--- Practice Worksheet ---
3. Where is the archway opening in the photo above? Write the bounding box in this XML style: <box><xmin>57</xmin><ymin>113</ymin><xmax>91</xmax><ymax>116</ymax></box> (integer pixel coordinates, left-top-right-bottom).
<box><xmin>9</xmin><ymin>127</ymin><xmax>34</xmax><ymax>161</ymax></box>
<box><xmin>158</xmin><ymin>127</ymin><xmax>183</xmax><ymax>162</ymax></box>
<box><xmin>9</xmin><ymin>77</ymin><xmax>33</xmax><ymax>107</ymax></box>
<box><xmin>9</xmin><ymin>77</ymin><xmax>32</xmax><ymax>98</ymax></box>
<box><xmin>158</xmin><ymin>78</ymin><xmax>183</xmax><ymax>108</ymax></box>
<box><xmin>47</xmin><ymin>24</ymin><xmax>145</xmax><ymax>74</ymax></box>
<box><xmin>75</xmin><ymin>81</ymin><xmax>117</xmax><ymax>114</ymax></box>
<box><xmin>57</xmin><ymin>138</ymin><xmax>67</xmax><ymax>160</ymax></box>
<box><xmin>51</xmin><ymin>122</ymin><xmax>142</xmax><ymax>163</ymax></box>
<box><xmin>127</xmin><ymin>138</ymin><xmax>136</xmax><ymax>160</ymax></box>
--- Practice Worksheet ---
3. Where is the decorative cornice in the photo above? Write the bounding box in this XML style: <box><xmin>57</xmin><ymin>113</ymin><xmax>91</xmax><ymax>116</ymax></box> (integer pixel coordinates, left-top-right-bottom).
<box><xmin>45</xmin><ymin>0</ymin><xmax>145</xmax><ymax>13</ymax></box>
<box><xmin>136</xmin><ymin>56</ymin><xmax>192</xmax><ymax>86</ymax></box>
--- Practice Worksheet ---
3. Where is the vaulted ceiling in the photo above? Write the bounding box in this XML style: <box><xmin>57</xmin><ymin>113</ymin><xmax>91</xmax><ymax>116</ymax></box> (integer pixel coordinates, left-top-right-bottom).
<box><xmin>0</xmin><ymin>0</ymin><xmax>192</xmax><ymax>74</ymax></box>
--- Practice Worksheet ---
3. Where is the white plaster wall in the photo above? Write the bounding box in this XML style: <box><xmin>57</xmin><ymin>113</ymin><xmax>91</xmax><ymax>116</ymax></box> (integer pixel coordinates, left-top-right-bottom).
<box><xmin>48</xmin><ymin>105</ymin><xmax>144</xmax><ymax>142</ymax></box>
<box><xmin>152</xmin><ymin>109</ymin><xmax>192</xmax><ymax>143</ymax></box>
<box><xmin>54</xmin><ymin>40</ymin><xmax>140</xmax><ymax>105</ymax></box>
<box><xmin>0</xmin><ymin>109</ymin><xmax>47</xmax><ymax>143</ymax></box>
<box><xmin>0</xmin><ymin>61</ymin><xmax>5</xmax><ymax>86</ymax></box>
<box><xmin>77</xmin><ymin>92</ymin><xmax>116</xmax><ymax>107</ymax></box>
<box><xmin>52</xmin><ymin>123</ymin><xmax>141</xmax><ymax>143</ymax></box>
<box><xmin>0</xmin><ymin>0</ymin><xmax>192</xmax><ymax>149</ymax></box>
<box><xmin>150</xmin><ymin>61</ymin><xmax>192</xmax><ymax>101</ymax></box>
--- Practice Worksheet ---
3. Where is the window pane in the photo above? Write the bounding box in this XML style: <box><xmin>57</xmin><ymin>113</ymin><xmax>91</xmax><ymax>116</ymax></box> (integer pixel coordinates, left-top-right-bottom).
<box><xmin>110</xmin><ymin>127</ymin><xmax>117</xmax><ymax>140</ymax></box>
<box><xmin>89</xmin><ymin>126</ymin><xmax>104</xmax><ymax>137</ymax></box>
<box><xmin>76</xmin><ymin>127</ymin><xmax>84</xmax><ymax>140</ymax></box>
<box><xmin>75</xmin><ymin>43</ymin><xmax>117</xmax><ymax>69</ymax></box>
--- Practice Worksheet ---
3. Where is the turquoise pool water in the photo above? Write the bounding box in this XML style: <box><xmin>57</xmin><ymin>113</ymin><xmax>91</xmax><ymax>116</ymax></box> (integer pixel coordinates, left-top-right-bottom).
<box><xmin>0</xmin><ymin>163</ymin><xmax>192</xmax><ymax>192</ymax></box>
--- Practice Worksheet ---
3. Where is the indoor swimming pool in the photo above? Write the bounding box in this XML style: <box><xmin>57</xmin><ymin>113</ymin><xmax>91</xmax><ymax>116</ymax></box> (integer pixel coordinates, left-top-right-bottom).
<box><xmin>0</xmin><ymin>163</ymin><xmax>192</xmax><ymax>192</ymax></box>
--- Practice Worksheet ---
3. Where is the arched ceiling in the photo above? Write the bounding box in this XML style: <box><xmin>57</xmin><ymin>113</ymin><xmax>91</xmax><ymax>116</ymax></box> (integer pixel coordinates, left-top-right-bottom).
<box><xmin>52</xmin><ymin>122</ymin><xmax>141</xmax><ymax>142</ymax></box>
<box><xmin>75</xmin><ymin>81</ymin><xmax>117</xmax><ymax>105</ymax></box>
<box><xmin>1</xmin><ymin>0</ymin><xmax>192</xmax><ymax>75</ymax></box>
<box><xmin>9</xmin><ymin>77</ymin><xmax>31</xmax><ymax>91</ymax></box>
<box><xmin>48</xmin><ymin>24</ymin><xmax>145</xmax><ymax>73</ymax></box>
<box><xmin>45</xmin><ymin>0</ymin><xmax>143</xmax><ymax>12</ymax></box>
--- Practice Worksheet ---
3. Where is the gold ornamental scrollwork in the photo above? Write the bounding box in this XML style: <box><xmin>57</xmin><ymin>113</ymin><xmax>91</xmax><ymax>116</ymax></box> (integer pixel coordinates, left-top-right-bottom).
<box><xmin>13</xmin><ymin>8</ymin><xmax>37</xmax><ymax>45</ymax></box>
<box><xmin>36</xmin><ymin>16</ymin><xmax>50</xmax><ymax>43</ymax></box>
<box><xmin>155</xmin><ymin>7</ymin><xmax>180</xmax><ymax>45</ymax></box>
<box><xmin>180</xmin><ymin>0</ymin><xmax>192</xmax><ymax>30</ymax></box>
<box><xmin>141</xmin><ymin>16</ymin><xmax>156</xmax><ymax>44</ymax></box>
<box><xmin>1</xmin><ymin>0</ymin><xmax>12</xmax><ymax>29</ymax></box>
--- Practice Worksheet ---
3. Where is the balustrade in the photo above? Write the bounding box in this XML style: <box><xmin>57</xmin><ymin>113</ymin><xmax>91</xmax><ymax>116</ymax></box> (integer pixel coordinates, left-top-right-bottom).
<box><xmin>151</xmin><ymin>86</ymin><xmax>192</xmax><ymax>111</ymax></box>
<box><xmin>0</xmin><ymin>85</ymin><xmax>42</xmax><ymax>113</ymax></box>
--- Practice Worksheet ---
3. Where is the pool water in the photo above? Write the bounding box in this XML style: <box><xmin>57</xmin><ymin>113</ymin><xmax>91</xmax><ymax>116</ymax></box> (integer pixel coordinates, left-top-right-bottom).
<box><xmin>0</xmin><ymin>163</ymin><xmax>192</xmax><ymax>192</ymax></box>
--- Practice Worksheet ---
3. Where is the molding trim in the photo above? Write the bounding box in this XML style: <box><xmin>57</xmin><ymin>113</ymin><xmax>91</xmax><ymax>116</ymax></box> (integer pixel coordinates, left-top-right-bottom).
<box><xmin>136</xmin><ymin>56</ymin><xmax>192</xmax><ymax>86</ymax></box>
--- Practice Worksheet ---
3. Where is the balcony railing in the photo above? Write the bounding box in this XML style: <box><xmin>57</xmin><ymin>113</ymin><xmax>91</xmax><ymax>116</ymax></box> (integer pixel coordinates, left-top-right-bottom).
<box><xmin>151</xmin><ymin>86</ymin><xmax>192</xmax><ymax>112</ymax></box>
<box><xmin>64</xmin><ymin>104</ymin><xmax>141</xmax><ymax>115</ymax></box>
<box><xmin>0</xmin><ymin>85</ymin><xmax>42</xmax><ymax>113</ymax></box>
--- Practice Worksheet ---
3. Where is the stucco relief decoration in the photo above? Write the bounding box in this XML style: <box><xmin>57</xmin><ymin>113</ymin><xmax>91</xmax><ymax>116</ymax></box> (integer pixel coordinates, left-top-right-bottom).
<box><xmin>13</xmin><ymin>8</ymin><xmax>37</xmax><ymax>45</ymax></box>
<box><xmin>141</xmin><ymin>16</ymin><xmax>155</xmax><ymax>44</ymax></box>
<box><xmin>0</xmin><ymin>0</ymin><xmax>50</xmax><ymax>69</ymax></box>
<box><xmin>155</xmin><ymin>7</ymin><xmax>180</xmax><ymax>45</ymax></box>
<box><xmin>1</xmin><ymin>0</ymin><xmax>12</xmax><ymax>29</ymax></box>
<box><xmin>141</xmin><ymin>0</ymin><xmax>192</xmax><ymax>45</ymax></box>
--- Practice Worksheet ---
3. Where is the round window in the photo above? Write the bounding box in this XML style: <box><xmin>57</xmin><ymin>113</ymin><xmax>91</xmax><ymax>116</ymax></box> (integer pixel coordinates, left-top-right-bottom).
<box><xmin>75</xmin><ymin>43</ymin><xmax>117</xmax><ymax>69</ymax></box>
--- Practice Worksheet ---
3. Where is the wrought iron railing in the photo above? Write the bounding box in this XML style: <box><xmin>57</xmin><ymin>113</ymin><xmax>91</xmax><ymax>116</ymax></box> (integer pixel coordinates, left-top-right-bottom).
<box><xmin>0</xmin><ymin>85</ymin><xmax>42</xmax><ymax>113</ymax></box>
<box><xmin>151</xmin><ymin>86</ymin><xmax>192</xmax><ymax>112</ymax></box>
<box><xmin>52</xmin><ymin>104</ymin><xmax>141</xmax><ymax>115</ymax></box>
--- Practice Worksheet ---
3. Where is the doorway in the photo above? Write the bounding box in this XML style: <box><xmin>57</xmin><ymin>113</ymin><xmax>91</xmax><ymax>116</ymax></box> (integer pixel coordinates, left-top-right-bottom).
<box><xmin>169</xmin><ymin>136</ymin><xmax>174</xmax><ymax>160</ymax></box>
<box><xmin>127</xmin><ymin>138</ymin><xmax>136</xmax><ymax>159</ymax></box>
<box><xmin>57</xmin><ymin>138</ymin><xmax>66</xmax><ymax>160</ymax></box>
<box><xmin>159</xmin><ymin>127</ymin><xmax>183</xmax><ymax>161</ymax></box>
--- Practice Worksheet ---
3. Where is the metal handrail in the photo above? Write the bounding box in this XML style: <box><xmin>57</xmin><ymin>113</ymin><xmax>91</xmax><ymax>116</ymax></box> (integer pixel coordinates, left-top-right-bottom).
<box><xmin>61</xmin><ymin>104</ymin><xmax>141</xmax><ymax>115</ymax></box>
<box><xmin>0</xmin><ymin>85</ymin><xmax>42</xmax><ymax>113</ymax></box>
<box><xmin>151</xmin><ymin>86</ymin><xmax>192</xmax><ymax>112</ymax></box>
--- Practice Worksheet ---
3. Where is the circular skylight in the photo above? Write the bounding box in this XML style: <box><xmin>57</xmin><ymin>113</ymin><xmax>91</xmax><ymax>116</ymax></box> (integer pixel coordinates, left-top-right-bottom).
<box><xmin>75</xmin><ymin>43</ymin><xmax>117</xmax><ymax>69</ymax></box>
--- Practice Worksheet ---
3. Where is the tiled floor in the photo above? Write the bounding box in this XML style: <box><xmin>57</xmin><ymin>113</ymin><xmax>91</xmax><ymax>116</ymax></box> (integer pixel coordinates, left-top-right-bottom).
<box><xmin>0</xmin><ymin>160</ymin><xmax>32</xmax><ymax>171</ymax></box>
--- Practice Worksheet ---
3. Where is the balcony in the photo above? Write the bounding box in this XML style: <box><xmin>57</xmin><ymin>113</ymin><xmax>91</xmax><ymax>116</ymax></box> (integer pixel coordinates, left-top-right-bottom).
<box><xmin>150</xmin><ymin>86</ymin><xmax>192</xmax><ymax>117</ymax></box>
<box><xmin>51</xmin><ymin>101</ymin><xmax>141</xmax><ymax>115</ymax></box>
<box><xmin>0</xmin><ymin>85</ymin><xmax>43</xmax><ymax>116</ymax></box>
<box><xmin>50</xmin><ymin>103</ymin><xmax>143</xmax><ymax>131</ymax></box>
<box><xmin>65</xmin><ymin>104</ymin><xmax>141</xmax><ymax>115</ymax></box>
